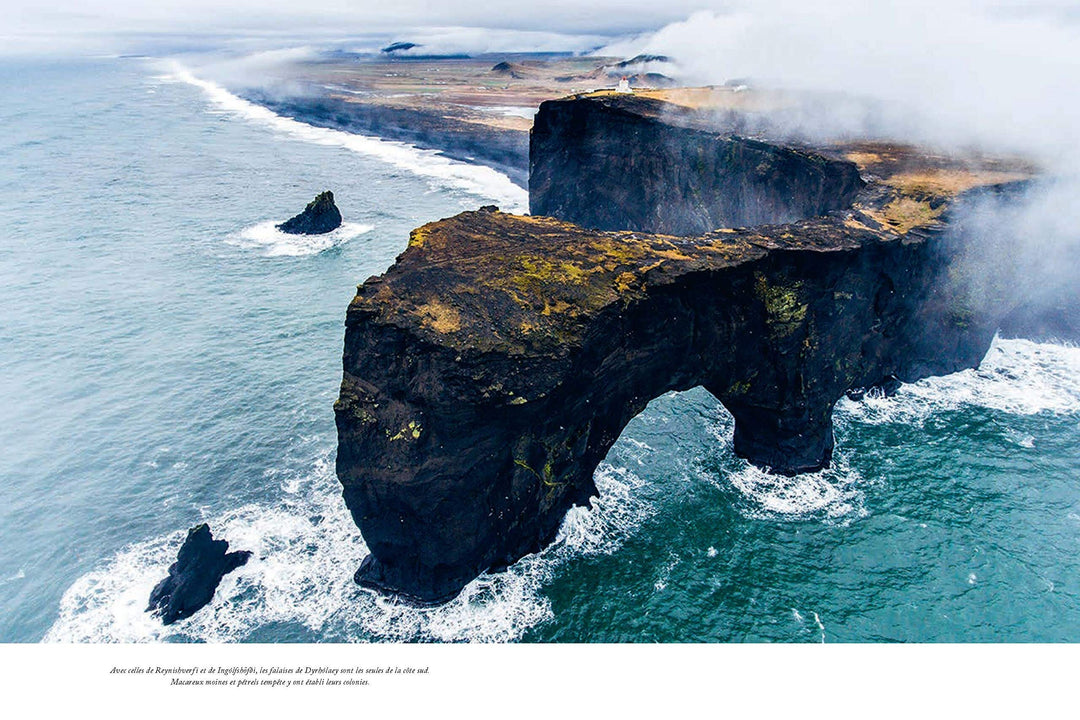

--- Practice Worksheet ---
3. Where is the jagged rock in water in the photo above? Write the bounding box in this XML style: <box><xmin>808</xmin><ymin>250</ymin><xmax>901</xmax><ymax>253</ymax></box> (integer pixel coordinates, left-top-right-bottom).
<box><xmin>335</xmin><ymin>89</ymin><xmax>1040</xmax><ymax>604</ymax></box>
<box><xmin>146</xmin><ymin>524</ymin><xmax>251</xmax><ymax>625</ymax></box>
<box><xmin>277</xmin><ymin>191</ymin><xmax>342</xmax><ymax>235</ymax></box>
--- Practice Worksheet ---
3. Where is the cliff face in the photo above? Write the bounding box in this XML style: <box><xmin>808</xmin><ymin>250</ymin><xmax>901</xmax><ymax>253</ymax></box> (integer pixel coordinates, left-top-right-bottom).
<box><xmin>334</xmin><ymin>211</ymin><xmax>994</xmax><ymax>603</ymax></box>
<box><xmin>335</xmin><ymin>90</ymin><xmax>1036</xmax><ymax>603</ymax></box>
<box><xmin>530</xmin><ymin>93</ymin><xmax>865</xmax><ymax>235</ymax></box>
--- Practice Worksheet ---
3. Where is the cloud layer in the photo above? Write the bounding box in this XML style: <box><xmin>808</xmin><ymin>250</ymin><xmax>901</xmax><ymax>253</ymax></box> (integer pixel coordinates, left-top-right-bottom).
<box><xmin>602</xmin><ymin>1</ymin><xmax>1080</xmax><ymax>168</ymax></box>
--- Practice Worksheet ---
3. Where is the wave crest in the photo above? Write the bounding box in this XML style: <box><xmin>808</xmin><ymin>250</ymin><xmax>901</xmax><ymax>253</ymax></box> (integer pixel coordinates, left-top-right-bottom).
<box><xmin>231</xmin><ymin>220</ymin><xmax>372</xmax><ymax>257</ymax></box>
<box><xmin>44</xmin><ymin>459</ymin><xmax>652</xmax><ymax>643</ymax></box>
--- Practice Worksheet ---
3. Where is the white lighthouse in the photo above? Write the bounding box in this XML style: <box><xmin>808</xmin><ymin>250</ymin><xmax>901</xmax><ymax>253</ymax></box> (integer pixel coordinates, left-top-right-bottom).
<box><xmin>615</xmin><ymin>76</ymin><xmax>633</xmax><ymax>94</ymax></box>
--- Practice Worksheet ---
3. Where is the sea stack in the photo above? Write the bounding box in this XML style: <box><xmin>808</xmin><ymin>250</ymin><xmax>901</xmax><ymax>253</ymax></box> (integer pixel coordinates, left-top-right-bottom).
<box><xmin>277</xmin><ymin>190</ymin><xmax>342</xmax><ymax>235</ymax></box>
<box><xmin>146</xmin><ymin>523</ymin><xmax>251</xmax><ymax>625</ymax></box>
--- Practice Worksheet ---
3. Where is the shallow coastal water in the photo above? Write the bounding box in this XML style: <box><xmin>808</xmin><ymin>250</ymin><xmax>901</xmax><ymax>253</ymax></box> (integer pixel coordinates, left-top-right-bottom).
<box><xmin>2</xmin><ymin>59</ymin><xmax>1078</xmax><ymax>643</ymax></box>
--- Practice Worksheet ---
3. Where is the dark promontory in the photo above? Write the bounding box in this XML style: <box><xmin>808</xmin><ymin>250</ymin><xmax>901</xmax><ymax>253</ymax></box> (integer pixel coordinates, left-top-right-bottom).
<box><xmin>335</xmin><ymin>88</ymin><xmax>1041</xmax><ymax>603</ymax></box>
<box><xmin>277</xmin><ymin>190</ymin><xmax>342</xmax><ymax>235</ymax></box>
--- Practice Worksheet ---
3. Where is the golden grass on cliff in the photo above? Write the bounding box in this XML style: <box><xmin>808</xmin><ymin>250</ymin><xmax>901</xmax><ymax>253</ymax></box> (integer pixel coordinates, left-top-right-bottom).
<box><xmin>413</xmin><ymin>300</ymin><xmax>462</xmax><ymax>334</ymax></box>
<box><xmin>636</xmin><ymin>87</ymin><xmax>794</xmax><ymax>112</ymax></box>
<box><xmin>887</xmin><ymin>169</ymin><xmax>1032</xmax><ymax>196</ymax></box>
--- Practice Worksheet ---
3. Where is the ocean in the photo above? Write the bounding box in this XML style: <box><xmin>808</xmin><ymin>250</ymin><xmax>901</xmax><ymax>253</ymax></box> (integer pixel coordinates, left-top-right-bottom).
<box><xmin>2</xmin><ymin>58</ymin><xmax>1078</xmax><ymax>643</ymax></box>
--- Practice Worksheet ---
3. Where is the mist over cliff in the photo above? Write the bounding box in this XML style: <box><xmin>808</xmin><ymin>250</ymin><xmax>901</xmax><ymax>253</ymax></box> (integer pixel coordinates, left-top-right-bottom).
<box><xmin>603</xmin><ymin>2</ymin><xmax>1079</xmax><ymax>160</ymax></box>
<box><xmin>602</xmin><ymin>1</ymin><xmax>1079</xmax><ymax>344</ymax></box>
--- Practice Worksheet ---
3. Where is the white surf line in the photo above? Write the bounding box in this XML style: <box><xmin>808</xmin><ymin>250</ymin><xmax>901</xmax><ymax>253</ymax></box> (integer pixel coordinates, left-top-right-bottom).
<box><xmin>42</xmin><ymin>457</ymin><xmax>654</xmax><ymax>643</ymax></box>
<box><xmin>160</xmin><ymin>62</ymin><xmax>528</xmax><ymax>213</ymax></box>
<box><xmin>837</xmin><ymin>337</ymin><xmax>1080</xmax><ymax>426</ymax></box>
<box><xmin>233</xmin><ymin>220</ymin><xmax>374</xmax><ymax>257</ymax></box>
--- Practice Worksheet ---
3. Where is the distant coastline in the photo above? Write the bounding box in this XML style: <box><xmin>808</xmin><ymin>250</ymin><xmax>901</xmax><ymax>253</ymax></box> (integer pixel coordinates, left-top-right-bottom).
<box><xmin>230</xmin><ymin>52</ymin><xmax>679</xmax><ymax>190</ymax></box>
<box><xmin>243</xmin><ymin>89</ymin><xmax>531</xmax><ymax>187</ymax></box>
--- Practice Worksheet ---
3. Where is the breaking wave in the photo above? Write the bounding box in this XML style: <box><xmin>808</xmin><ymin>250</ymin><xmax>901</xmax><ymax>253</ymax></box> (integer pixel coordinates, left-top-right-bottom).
<box><xmin>696</xmin><ymin>401</ymin><xmax>868</xmax><ymax>522</ymax></box>
<box><xmin>717</xmin><ymin>456</ymin><xmax>867</xmax><ymax>522</ymax></box>
<box><xmin>837</xmin><ymin>337</ymin><xmax>1080</xmax><ymax>426</ymax></box>
<box><xmin>231</xmin><ymin>220</ymin><xmax>373</xmax><ymax>257</ymax></box>
<box><xmin>157</xmin><ymin>63</ymin><xmax>528</xmax><ymax>213</ymax></box>
<box><xmin>43</xmin><ymin>459</ymin><xmax>652</xmax><ymax>643</ymax></box>
<box><xmin>700</xmin><ymin>337</ymin><xmax>1079</xmax><ymax>523</ymax></box>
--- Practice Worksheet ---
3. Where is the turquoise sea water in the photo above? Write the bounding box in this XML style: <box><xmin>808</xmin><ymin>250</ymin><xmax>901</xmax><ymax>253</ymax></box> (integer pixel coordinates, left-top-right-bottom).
<box><xmin>1</xmin><ymin>59</ymin><xmax>1078</xmax><ymax>643</ymax></box>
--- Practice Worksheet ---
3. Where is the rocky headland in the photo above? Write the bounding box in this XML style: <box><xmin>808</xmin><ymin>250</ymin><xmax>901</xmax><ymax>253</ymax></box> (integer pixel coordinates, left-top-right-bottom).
<box><xmin>334</xmin><ymin>88</ymin><xmax>1056</xmax><ymax>603</ymax></box>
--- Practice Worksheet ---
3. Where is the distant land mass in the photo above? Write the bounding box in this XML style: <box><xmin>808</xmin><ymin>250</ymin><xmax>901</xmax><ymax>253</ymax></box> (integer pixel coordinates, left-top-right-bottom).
<box><xmin>237</xmin><ymin>52</ymin><xmax>678</xmax><ymax>187</ymax></box>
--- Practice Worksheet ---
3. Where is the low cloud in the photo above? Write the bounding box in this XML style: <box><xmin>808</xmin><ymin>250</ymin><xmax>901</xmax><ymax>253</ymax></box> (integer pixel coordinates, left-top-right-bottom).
<box><xmin>600</xmin><ymin>1</ymin><xmax>1080</xmax><ymax>169</ymax></box>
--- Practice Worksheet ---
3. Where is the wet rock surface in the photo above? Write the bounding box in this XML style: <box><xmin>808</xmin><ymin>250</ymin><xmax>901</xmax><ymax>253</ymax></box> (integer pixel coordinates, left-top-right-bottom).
<box><xmin>147</xmin><ymin>524</ymin><xmax>251</xmax><ymax>625</ymax></box>
<box><xmin>277</xmin><ymin>190</ymin><xmax>342</xmax><ymax>235</ymax></box>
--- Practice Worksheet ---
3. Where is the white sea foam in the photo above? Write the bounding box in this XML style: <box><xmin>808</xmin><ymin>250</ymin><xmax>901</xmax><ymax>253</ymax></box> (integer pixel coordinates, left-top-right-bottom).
<box><xmin>231</xmin><ymin>220</ymin><xmax>373</xmax><ymax>257</ymax></box>
<box><xmin>557</xmin><ymin>465</ymin><xmax>655</xmax><ymax>555</ymax></box>
<box><xmin>700</xmin><ymin>338</ymin><xmax>1079</xmax><ymax>523</ymax></box>
<box><xmin>653</xmin><ymin>552</ymin><xmax>680</xmax><ymax>592</ymax></box>
<box><xmin>700</xmin><ymin>410</ymin><xmax>867</xmax><ymax>522</ymax></box>
<box><xmin>720</xmin><ymin>457</ymin><xmax>866</xmax><ymax>522</ymax></box>
<box><xmin>43</xmin><ymin>459</ymin><xmax>652</xmax><ymax>643</ymax></box>
<box><xmin>157</xmin><ymin>63</ymin><xmax>528</xmax><ymax>213</ymax></box>
<box><xmin>838</xmin><ymin>337</ymin><xmax>1080</xmax><ymax>426</ymax></box>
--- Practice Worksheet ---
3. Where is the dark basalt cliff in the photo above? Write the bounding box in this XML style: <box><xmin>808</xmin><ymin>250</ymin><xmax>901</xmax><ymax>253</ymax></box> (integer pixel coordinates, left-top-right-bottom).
<box><xmin>335</xmin><ymin>90</ymin><xmax>1039</xmax><ymax>603</ymax></box>
<box><xmin>530</xmin><ymin>93</ymin><xmax>865</xmax><ymax>235</ymax></box>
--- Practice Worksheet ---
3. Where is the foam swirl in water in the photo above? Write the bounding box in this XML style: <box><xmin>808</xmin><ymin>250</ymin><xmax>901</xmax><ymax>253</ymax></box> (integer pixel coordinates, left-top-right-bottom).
<box><xmin>43</xmin><ymin>460</ymin><xmax>652</xmax><ymax>643</ymax></box>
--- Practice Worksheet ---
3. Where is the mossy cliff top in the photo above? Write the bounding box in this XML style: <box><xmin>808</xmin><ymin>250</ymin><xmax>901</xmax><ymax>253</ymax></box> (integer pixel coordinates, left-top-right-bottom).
<box><xmin>350</xmin><ymin>209</ymin><xmax>873</xmax><ymax>356</ymax></box>
<box><xmin>349</xmin><ymin>126</ymin><xmax>1029</xmax><ymax>359</ymax></box>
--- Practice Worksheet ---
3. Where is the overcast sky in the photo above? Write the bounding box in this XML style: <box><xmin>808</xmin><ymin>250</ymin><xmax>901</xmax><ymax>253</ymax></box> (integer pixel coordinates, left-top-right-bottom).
<box><xmin>1</xmin><ymin>0</ymin><xmax>706</xmax><ymax>40</ymax></box>
<box><xmin>4</xmin><ymin>1</ymin><xmax>1079</xmax><ymax>56</ymax></box>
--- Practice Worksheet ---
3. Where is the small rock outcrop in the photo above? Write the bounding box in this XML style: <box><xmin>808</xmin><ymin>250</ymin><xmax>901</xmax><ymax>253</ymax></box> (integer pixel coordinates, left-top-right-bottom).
<box><xmin>277</xmin><ymin>191</ymin><xmax>342</xmax><ymax>235</ymax></box>
<box><xmin>490</xmin><ymin>61</ymin><xmax>523</xmax><ymax>79</ymax></box>
<box><xmin>147</xmin><ymin>524</ymin><xmax>251</xmax><ymax>625</ymax></box>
